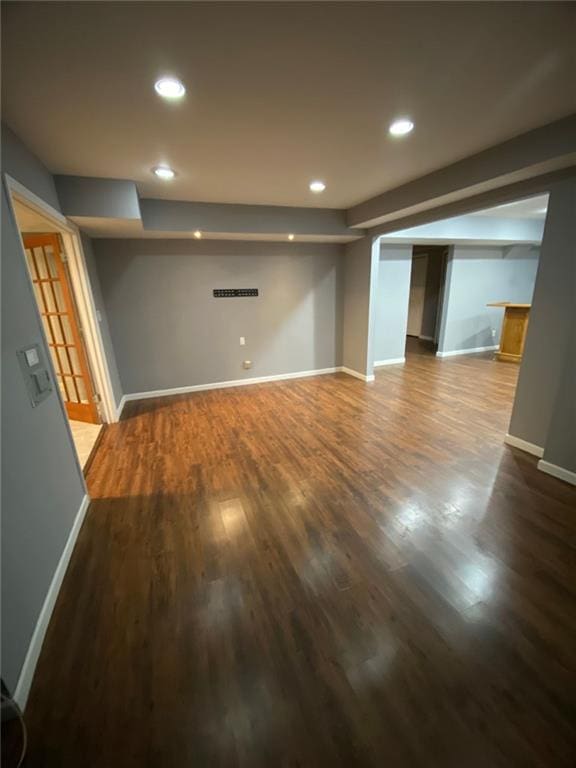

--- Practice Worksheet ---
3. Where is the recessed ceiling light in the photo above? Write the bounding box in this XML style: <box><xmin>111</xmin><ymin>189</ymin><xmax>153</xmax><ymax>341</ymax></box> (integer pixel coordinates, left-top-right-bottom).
<box><xmin>389</xmin><ymin>118</ymin><xmax>414</xmax><ymax>137</ymax></box>
<box><xmin>309</xmin><ymin>180</ymin><xmax>326</xmax><ymax>193</ymax></box>
<box><xmin>288</xmin><ymin>234</ymin><xmax>295</xmax><ymax>241</ymax></box>
<box><xmin>193</xmin><ymin>230</ymin><xmax>202</xmax><ymax>239</ymax></box>
<box><xmin>153</xmin><ymin>166</ymin><xmax>175</xmax><ymax>180</ymax></box>
<box><xmin>154</xmin><ymin>77</ymin><xmax>186</xmax><ymax>99</ymax></box>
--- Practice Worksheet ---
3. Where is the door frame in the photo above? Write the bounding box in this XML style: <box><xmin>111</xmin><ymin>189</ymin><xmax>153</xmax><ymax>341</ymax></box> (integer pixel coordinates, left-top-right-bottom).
<box><xmin>406</xmin><ymin>253</ymin><xmax>428</xmax><ymax>338</ymax></box>
<box><xmin>4</xmin><ymin>174</ymin><xmax>118</xmax><ymax>423</ymax></box>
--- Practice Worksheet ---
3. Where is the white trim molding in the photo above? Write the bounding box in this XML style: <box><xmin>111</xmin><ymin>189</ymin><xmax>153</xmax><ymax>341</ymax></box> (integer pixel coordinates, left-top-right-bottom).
<box><xmin>504</xmin><ymin>433</ymin><xmax>544</xmax><ymax>458</ymax></box>
<box><xmin>340</xmin><ymin>367</ymin><xmax>375</xmax><ymax>382</ymax></box>
<box><xmin>436</xmin><ymin>345</ymin><xmax>498</xmax><ymax>358</ymax></box>
<box><xmin>3</xmin><ymin>175</ymin><xmax>69</xmax><ymax>226</ymax></box>
<box><xmin>374</xmin><ymin>357</ymin><xmax>405</xmax><ymax>367</ymax></box>
<box><xmin>64</xmin><ymin>231</ymin><xmax>118</xmax><ymax>423</ymax></box>
<box><xmin>14</xmin><ymin>495</ymin><xmax>90</xmax><ymax>710</ymax></box>
<box><xmin>116</xmin><ymin>395</ymin><xmax>127</xmax><ymax>420</ymax></box>
<box><xmin>537</xmin><ymin>460</ymin><xmax>576</xmax><ymax>486</ymax></box>
<box><xmin>122</xmin><ymin>367</ymin><xmax>380</xmax><ymax>403</ymax></box>
<box><xmin>120</xmin><ymin>366</ymin><xmax>385</xmax><ymax>407</ymax></box>
<box><xmin>418</xmin><ymin>335</ymin><xmax>434</xmax><ymax>342</ymax></box>
<box><xmin>124</xmin><ymin>367</ymin><xmax>347</xmax><ymax>403</ymax></box>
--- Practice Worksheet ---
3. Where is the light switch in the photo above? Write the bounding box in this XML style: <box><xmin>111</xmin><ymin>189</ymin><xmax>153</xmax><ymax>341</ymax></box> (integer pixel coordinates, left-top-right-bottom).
<box><xmin>33</xmin><ymin>370</ymin><xmax>51</xmax><ymax>394</ymax></box>
<box><xmin>25</xmin><ymin>347</ymin><xmax>40</xmax><ymax>367</ymax></box>
<box><xmin>240</xmin><ymin>337</ymin><xmax>246</xmax><ymax>346</ymax></box>
<box><xmin>17</xmin><ymin>343</ymin><xmax>52</xmax><ymax>408</ymax></box>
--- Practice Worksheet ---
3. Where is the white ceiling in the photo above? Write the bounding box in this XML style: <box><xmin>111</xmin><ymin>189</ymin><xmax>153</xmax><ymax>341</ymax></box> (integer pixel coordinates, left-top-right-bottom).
<box><xmin>2</xmin><ymin>2</ymin><xmax>575</xmax><ymax>209</ymax></box>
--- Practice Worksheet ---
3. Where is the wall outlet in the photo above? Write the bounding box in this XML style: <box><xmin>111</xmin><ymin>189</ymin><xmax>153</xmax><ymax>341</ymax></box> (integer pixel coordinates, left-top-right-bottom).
<box><xmin>491</xmin><ymin>328</ymin><xmax>496</xmax><ymax>339</ymax></box>
<box><xmin>240</xmin><ymin>336</ymin><xmax>245</xmax><ymax>346</ymax></box>
<box><xmin>243</xmin><ymin>360</ymin><xmax>252</xmax><ymax>369</ymax></box>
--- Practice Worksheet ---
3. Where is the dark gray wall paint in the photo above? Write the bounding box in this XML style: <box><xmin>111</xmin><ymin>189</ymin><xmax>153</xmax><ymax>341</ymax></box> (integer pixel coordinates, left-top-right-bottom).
<box><xmin>438</xmin><ymin>245</ymin><xmax>539</xmax><ymax>354</ymax></box>
<box><xmin>93</xmin><ymin>239</ymin><xmax>343</xmax><ymax>393</ymax></box>
<box><xmin>373</xmin><ymin>245</ymin><xmax>412</xmax><ymax>362</ymax></box>
<box><xmin>2</xmin><ymin>124</ymin><xmax>60</xmax><ymax>210</ymax></box>
<box><xmin>509</xmin><ymin>178</ymin><xmax>576</xmax><ymax>449</ymax></box>
<box><xmin>542</xmin><ymin>330</ymin><xmax>575</xmax><ymax>473</ymax></box>
<box><xmin>1</xmin><ymin>135</ymin><xmax>85</xmax><ymax>693</ymax></box>
<box><xmin>55</xmin><ymin>176</ymin><xmax>141</xmax><ymax>220</ymax></box>
<box><xmin>80</xmin><ymin>234</ymin><xmax>123</xmax><ymax>408</ymax></box>
<box><xmin>420</xmin><ymin>248</ymin><xmax>445</xmax><ymax>340</ymax></box>
<box><xmin>342</xmin><ymin>237</ymin><xmax>378</xmax><ymax>375</ymax></box>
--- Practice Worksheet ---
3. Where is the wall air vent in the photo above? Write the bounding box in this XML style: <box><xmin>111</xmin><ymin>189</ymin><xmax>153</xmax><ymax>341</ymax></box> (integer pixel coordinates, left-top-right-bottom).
<box><xmin>213</xmin><ymin>289</ymin><xmax>259</xmax><ymax>297</ymax></box>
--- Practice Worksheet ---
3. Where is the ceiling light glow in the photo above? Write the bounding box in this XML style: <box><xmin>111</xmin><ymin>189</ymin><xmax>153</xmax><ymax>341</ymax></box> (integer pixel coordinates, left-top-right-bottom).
<box><xmin>309</xmin><ymin>180</ymin><xmax>326</xmax><ymax>193</ymax></box>
<box><xmin>389</xmin><ymin>118</ymin><xmax>414</xmax><ymax>137</ymax></box>
<box><xmin>153</xmin><ymin>166</ymin><xmax>175</xmax><ymax>180</ymax></box>
<box><xmin>154</xmin><ymin>77</ymin><xmax>186</xmax><ymax>99</ymax></box>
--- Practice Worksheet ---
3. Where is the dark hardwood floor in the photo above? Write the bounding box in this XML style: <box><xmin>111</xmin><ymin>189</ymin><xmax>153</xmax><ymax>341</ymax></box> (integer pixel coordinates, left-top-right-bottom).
<box><xmin>24</xmin><ymin>352</ymin><xmax>576</xmax><ymax>767</ymax></box>
<box><xmin>405</xmin><ymin>335</ymin><xmax>436</xmax><ymax>357</ymax></box>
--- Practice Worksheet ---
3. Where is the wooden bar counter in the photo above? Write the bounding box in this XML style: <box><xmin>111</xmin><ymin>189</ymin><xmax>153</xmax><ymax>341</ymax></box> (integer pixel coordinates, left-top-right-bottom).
<box><xmin>487</xmin><ymin>302</ymin><xmax>531</xmax><ymax>363</ymax></box>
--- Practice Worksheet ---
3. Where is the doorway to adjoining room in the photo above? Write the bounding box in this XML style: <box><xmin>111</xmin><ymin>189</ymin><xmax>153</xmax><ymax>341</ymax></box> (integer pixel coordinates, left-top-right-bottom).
<box><xmin>405</xmin><ymin>245</ymin><xmax>447</xmax><ymax>359</ymax></box>
<box><xmin>372</xmin><ymin>193</ymin><xmax>547</xmax><ymax>444</ymax></box>
<box><xmin>10</xmin><ymin>195</ymin><xmax>107</xmax><ymax>471</ymax></box>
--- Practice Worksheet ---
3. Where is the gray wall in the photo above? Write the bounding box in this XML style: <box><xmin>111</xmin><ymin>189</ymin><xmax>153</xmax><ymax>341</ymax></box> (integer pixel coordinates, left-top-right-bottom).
<box><xmin>1</xmin><ymin>127</ymin><xmax>86</xmax><ymax>694</ymax></box>
<box><xmin>542</xmin><ymin>331</ymin><xmax>575</xmax><ymax>473</ymax></box>
<box><xmin>93</xmin><ymin>239</ymin><xmax>343</xmax><ymax>393</ymax></box>
<box><xmin>373</xmin><ymin>245</ymin><xmax>412</xmax><ymax>363</ymax></box>
<box><xmin>1</xmin><ymin>125</ymin><xmax>61</xmax><ymax>210</ymax></box>
<box><xmin>55</xmin><ymin>176</ymin><xmax>141</xmax><ymax>220</ymax></box>
<box><xmin>81</xmin><ymin>234</ymin><xmax>123</xmax><ymax>408</ymax></box>
<box><xmin>342</xmin><ymin>237</ymin><xmax>378</xmax><ymax>376</ymax></box>
<box><xmin>509</xmin><ymin>178</ymin><xmax>576</xmax><ymax>452</ymax></box>
<box><xmin>438</xmin><ymin>245</ymin><xmax>539</xmax><ymax>354</ymax></box>
<box><xmin>140</xmin><ymin>198</ymin><xmax>358</xmax><ymax>237</ymax></box>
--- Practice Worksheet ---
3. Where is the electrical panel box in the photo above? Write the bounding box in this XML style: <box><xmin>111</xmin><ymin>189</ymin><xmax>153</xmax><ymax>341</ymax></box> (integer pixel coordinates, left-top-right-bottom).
<box><xmin>17</xmin><ymin>343</ymin><xmax>53</xmax><ymax>408</ymax></box>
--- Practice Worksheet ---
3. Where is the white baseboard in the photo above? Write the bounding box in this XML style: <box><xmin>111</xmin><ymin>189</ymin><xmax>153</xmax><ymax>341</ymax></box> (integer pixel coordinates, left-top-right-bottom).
<box><xmin>537</xmin><ymin>460</ymin><xmax>576</xmax><ymax>486</ymax></box>
<box><xmin>436</xmin><ymin>345</ymin><xmax>498</xmax><ymax>358</ymax></box>
<box><xmin>340</xmin><ymin>367</ymin><xmax>374</xmax><ymax>382</ymax></box>
<box><xmin>419</xmin><ymin>335</ymin><xmax>434</xmax><ymax>341</ymax></box>
<box><xmin>115</xmin><ymin>394</ymin><xmax>126</xmax><ymax>420</ymax></box>
<box><xmin>504</xmin><ymin>433</ymin><xmax>544</xmax><ymax>458</ymax></box>
<box><xmin>124</xmin><ymin>367</ymin><xmax>343</xmax><ymax>402</ymax></box>
<box><xmin>14</xmin><ymin>494</ymin><xmax>90</xmax><ymax>710</ymax></box>
<box><xmin>374</xmin><ymin>357</ymin><xmax>405</xmax><ymax>367</ymax></box>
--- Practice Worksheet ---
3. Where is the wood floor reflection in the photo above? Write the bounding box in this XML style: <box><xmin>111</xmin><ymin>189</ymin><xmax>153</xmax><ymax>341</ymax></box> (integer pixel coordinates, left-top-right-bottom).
<box><xmin>25</xmin><ymin>351</ymin><xmax>576</xmax><ymax>767</ymax></box>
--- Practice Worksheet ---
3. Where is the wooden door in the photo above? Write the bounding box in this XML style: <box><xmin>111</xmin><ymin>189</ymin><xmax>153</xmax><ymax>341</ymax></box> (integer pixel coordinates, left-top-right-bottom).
<box><xmin>407</xmin><ymin>255</ymin><xmax>428</xmax><ymax>337</ymax></box>
<box><xmin>23</xmin><ymin>233</ymin><xmax>100</xmax><ymax>424</ymax></box>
